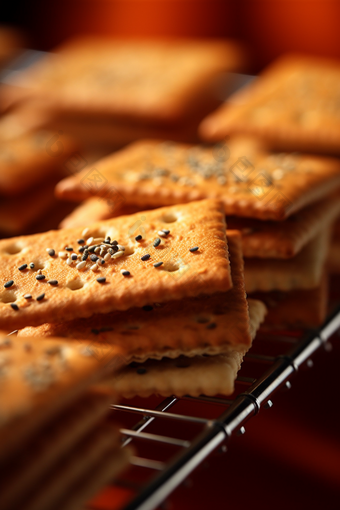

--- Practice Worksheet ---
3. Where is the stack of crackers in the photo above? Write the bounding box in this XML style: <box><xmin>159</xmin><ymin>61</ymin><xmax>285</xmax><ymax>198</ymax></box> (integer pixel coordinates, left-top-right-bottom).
<box><xmin>1</xmin><ymin>37</ymin><xmax>246</xmax><ymax>151</ymax></box>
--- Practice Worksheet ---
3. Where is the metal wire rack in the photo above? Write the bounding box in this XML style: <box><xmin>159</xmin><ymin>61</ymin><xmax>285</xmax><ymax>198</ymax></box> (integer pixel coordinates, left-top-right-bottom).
<box><xmin>94</xmin><ymin>296</ymin><xmax>340</xmax><ymax>510</ymax></box>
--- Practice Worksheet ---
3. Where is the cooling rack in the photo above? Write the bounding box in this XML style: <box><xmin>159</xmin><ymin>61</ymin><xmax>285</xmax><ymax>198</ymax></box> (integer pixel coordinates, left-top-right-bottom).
<box><xmin>92</xmin><ymin>292</ymin><xmax>340</xmax><ymax>510</ymax></box>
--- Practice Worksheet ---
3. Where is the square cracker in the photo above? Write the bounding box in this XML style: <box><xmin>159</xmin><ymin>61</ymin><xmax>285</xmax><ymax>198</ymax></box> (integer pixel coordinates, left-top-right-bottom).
<box><xmin>55</xmin><ymin>137</ymin><xmax>340</xmax><ymax>221</ymax></box>
<box><xmin>0</xmin><ymin>129</ymin><xmax>76</xmax><ymax>196</ymax></box>
<box><xmin>18</xmin><ymin>232</ymin><xmax>265</xmax><ymax>360</ymax></box>
<box><xmin>0</xmin><ymin>334</ymin><xmax>123</xmax><ymax>463</ymax></box>
<box><xmin>227</xmin><ymin>194</ymin><xmax>340</xmax><ymax>258</ymax></box>
<box><xmin>5</xmin><ymin>37</ymin><xmax>246</xmax><ymax>124</ymax></box>
<box><xmin>0</xmin><ymin>199</ymin><xmax>231</xmax><ymax>330</ymax></box>
<box><xmin>199</xmin><ymin>54</ymin><xmax>340</xmax><ymax>155</ymax></box>
<box><xmin>244</xmin><ymin>228</ymin><xmax>330</xmax><ymax>292</ymax></box>
<box><xmin>250</xmin><ymin>273</ymin><xmax>328</xmax><ymax>329</ymax></box>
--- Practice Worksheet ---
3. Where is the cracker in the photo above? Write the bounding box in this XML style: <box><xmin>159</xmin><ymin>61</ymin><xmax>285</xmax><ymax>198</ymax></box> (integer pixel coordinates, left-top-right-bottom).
<box><xmin>0</xmin><ymin>387</ymin><xmax>115</xmax><ymax>509</ymax></box>
<box><xmin>111</xmin><ymin>351</ymin><xmax>245</xmax><ymax>399</ymax></box>
<box><xmin>244</xmin><ymin>228</ymin><xmax>330</xmax><ymax>292</ymax></box>
<box><xmin>0</xmin><ymin>199</ymin><xmax>231</xmax><ymax>330</ymax></box>
<box><xmin>0</xmin><ymin>129</ymin><xmax>76</xmax><ymax>196</ymax></box>
<box><xmin>0</xmin><ymin>334</ymin><xmax>123</xmax><ymax>463</ymax></box>
<box><xmin>55</xmin><ymin>138</ymin><xmax>340</xmax><ymax>220</ymax></box>
<box><xmin>250</xmin><ymin>273</ymin><xmax>328</xmax><ymax>329</ymax></box>
<box><xmin>227</xmin><ymin>194</ymin><xmax>340</xmax><ymax>258</ymax></box>
<box><xmin>59</xmin><ymin>198</ymin><xmax>149</xmax><ymax>229</ymax></box>
<box><xmin>23</xmin><ymin>423</ymin><xmax>123</xmax><ymax>510</ymax></box>
<box><xmin>199</xmin><ymin>54</ymin><xmax>340</xmax><ymax>155</ymax></box>
<box><xmin>18</xmin><ymin>232</ymin><xmax>264</xmax><ymax>360</ymax></box>
<box><xmin>5</xmin><ymin>37</ymin><xmax>246</xmax><ymax>124</ymax></box>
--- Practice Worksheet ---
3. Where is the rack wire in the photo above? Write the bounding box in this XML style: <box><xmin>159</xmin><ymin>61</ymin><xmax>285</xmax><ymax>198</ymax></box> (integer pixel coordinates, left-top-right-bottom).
<box><xmin>96</xmin><ymin>298</ymin><xmax>340</xmax><ymax>510</ymax></box>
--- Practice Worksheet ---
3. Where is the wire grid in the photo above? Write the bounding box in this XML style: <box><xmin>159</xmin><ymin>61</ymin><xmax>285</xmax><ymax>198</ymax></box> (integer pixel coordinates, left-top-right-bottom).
<box><xmin>93</xmin><ymin>298</ymin><xmax>340</xmax><ymax>510</ymax></box>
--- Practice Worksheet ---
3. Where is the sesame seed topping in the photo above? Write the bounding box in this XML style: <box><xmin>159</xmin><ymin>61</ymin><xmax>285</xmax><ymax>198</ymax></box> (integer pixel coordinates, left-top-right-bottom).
<box><xmin>58</xmin><ymin>251</ymin><xmax>68</xmax><ymax>258</ymax></box>
<box><xmin>153</xmin><ymin>261</ymin><xmax>163</xmax><ymax>268</ymax></box>
<box><xmin>24</xmin><ymin>294</ymin><xmax>32</xmax><ymax>299</ymax></box>
<box><xmin>94</xmin><ymin>247</ymin><xmax>101</xmax><ymax>254</ymax></box>
<box><xmin>65</xmin><ymin>247</ymin><xmax>73</xmax><ymax>252</ymax></box>
<box><xmin>7</xmin><ymin>330</ymin><xmax>18</xmax><ymax>337</ymax></box>
<box><xmin>18</xmin><ymin>264</ymin><xmax>27</xmax><ymax>271</ymax></box>
<box><xmin>153</xmin><ymin>238</ymin><xmax>161</xmax><ymax>247</ymax></box>
<box><xmin>71</xmin><ymin>253</ymin><xmax>78</xmax><ymax>261</ymax></box>
<box><xmin>143</xmin><ymin>305</ymin><xmax>153</xmax><ymax>311</ymax></box>
<box><xmin>82</xmin><ymin>227</ymin><xmax>89</xmax><ymax>237</ymax></box>
<box><xmin>36</xmin><ymin>274</ymin><xmax>46</xmax><ymax>281</ymax></box>
<box><xmin>46</xmin><ymin>248</ymin><xmax>55</xmax><ymax>257</ymax></box>
<box><xmin>4</xmin><ymin>280</ymin><xmax>14</xmax><ymax>288</ymax></box>
<box><xmin>77</xmin><ymin>239</ymin><xmax>85</xmax><ymax>244</ymax></box>
<box><xmin>66</xmin><ymin>258</ymin><xmax>72</xmax><ymax>265</ymax></box>
<box><xmin>135</xmin><ymin>235</ymin><xmax>142</xmax><ymax>241</ymax></box>
<box><xmin>37</xmin><ymin>269</ymin><xmax>42</xmax><ymax>275</ymax></box>
<box><xmin>161</xmin><ymin>229</ymin><xmax>170</xmax><ymax>235</ymax></box>
<box><xmin>93</xmin><ymin>237</ymin><xmax>105</xmax><ymax>243</ymax></box>
<box><xmin>111</xmin><ymin>240</ymin><xmax>118</xmax><ymax>246</ymax></box>
<box><xmin>96</xmin><ymin>277</ymin><xmax>106</xmax><ymax>284</ymax></box>
<box><xmin>90</xmin><ymin>254</ymin><xmax>99</xmax><ymax>262</ymax></box>
<box><xmin>141</xmin><ymin>254</ymin><xmax>151</xmax><ymax>261</ymax></box>
<box><xmin>86</xmin><ymin>237</ymin><xmax>94</xmax><ymax>245</ymax></box>
<box><xmin>158</xmin><ymin>230</ymin><xmax>169</xmax><ymax>237</ymax></box>
<box><xmin>100</xmin><ymin>259</ymin><xmax>105</xmax><ymax>265</ymax></box>
<box><xmin>111</xmin><ymin>251</ymin><xmax>124</xmax><ymax>259</ymax></box>
<box><xmin>29</xmin><ymin>263</ymin><xmax>35</xmax><ymax>269</ymax></box>
<box><xmin>189</xmin><ymin>246</ymin><xmax>199</xmax><ymax>252</ymax></box>
<box><xmin>121</xmin><ymin>269</ymin><xmax>130</xmax><ymax>276</ymax></box>
<box><xmin>10</xmin><ymin>303</ymin><xmax>19</xmax><ymax>311</ymax></box>
<box><xmin>104</xmin><ymin>253</ymin><xmax>111</xmax><ymax>261</ymax></box>
<box><xmin>105</xmin><ymin>237</ymin><xmax>111</xmax><ymax>243</ymax></box>
<box><xmin>117</xmin><ymin>245</ymin><xmax>125</xmax><ymax>251</ymax></box>
<box><xmin>47</xmin><ymin>280</ymin><xmax>58</xmax><ymax>285</ymax></box>
<box><xmin>76</xmin><ymin>261</ymin><xmax>86</xmax><ymax>270</ymax></box>
<box><xmin>88</xmin><ymin>245</ymin><xmax>96</xmax><ymax>253</ymax></box>
<box><xmin>36</xmin><ymin>293</ymin><xmax>45</xmax><ymax>301</ymax></box>
<box><xmin>90</xmin><ymin>264</ymin><xmax>98</xmax><ymax>272</ymax></box>
<box><xmin>81</xmin><ymin>252</ymin><xmax>88</xmax><ymax>261</ymax></box>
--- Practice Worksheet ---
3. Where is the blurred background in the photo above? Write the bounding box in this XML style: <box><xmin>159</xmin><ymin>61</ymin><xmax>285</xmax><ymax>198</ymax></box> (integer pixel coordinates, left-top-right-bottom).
<box><xmin>2</xmin><ymin>0</ymin><xmax>340</xmax><ymax>71</ymax></box>
<box><xmin>1</xmin><ymin>1</ymin><xmax>340</xmax><ymax>509</ymax></box>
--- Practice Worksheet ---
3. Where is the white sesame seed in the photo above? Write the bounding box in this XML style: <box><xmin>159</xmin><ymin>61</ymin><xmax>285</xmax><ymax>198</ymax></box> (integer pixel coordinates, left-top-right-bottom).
<box><xmin>158</xmin><ymin>231</ymin><xmax>167</xmax><ymax>237</ymax></box>
<box><xmin>117</xmin><ymin>245</ymin><xmax>125</xmax><ymax>251</ymax></box>
<box><xmin>66</xmin><ymin>258</ymin><xmax>73</xmax><ymax>265</ymax></box>
<box><xmin>94</xmin><ymin>247</ymin><xmax>101</xmax><ymax>254</ymax></box>
<box><xmin>59</xmin><ymin>251</ymin><xmax>68</xmax><ymax>258</ymax></box>
<box><xmin>111</xmin><ymin>250</ymin><xmax>124</xmax><ymax>259</ymax></box>
<box><xmin>82</xmin><ymin>228</ymin><xmax>89</xmax><ymax>237</ymax></box>
<box><xmin>100</xmin><ymin>248</ymin><xmax>106</xmax><ymax>256</ymax></box>
<box><xmin>86</xmin><ymin>237</ymin><xmax>94</xmax><ymax>245</ymax></box>
<box><xmin>90</xmin><ymin>264</ymin><xmax>99</xmax><ymax>272</ymax></box>
<box><xmin>104</xmin><ymin>253</ymin><xmax>111</xmax><ymax>261</ymax></box>
<box><xmin>76</xmin><ymin>261</ymin><xmax>86</xmax><ymax>270</ymax></box>
<box><xmin>37</xmin><ymin>269</ymin><xmax>42</xmax><ymax>275</ymax></box>
<box><xmin>96</xmin><ymin>259</ymin><xmax>102</xmax><ymax>266</ymax></box>
<box><xmin>93</xmin><ymin>237</ymin><xmax>105</xmax><ymax>243</ymax></box>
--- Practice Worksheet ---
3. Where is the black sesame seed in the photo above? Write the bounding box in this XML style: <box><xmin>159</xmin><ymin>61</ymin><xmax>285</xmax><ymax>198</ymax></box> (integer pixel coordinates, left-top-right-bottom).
<box><xmin>141</xmin><ymin>254</ymin><xmax>151</xmax><ymax>261</ymax></box>
<box><xmin>77</xmin><ymin>239</ymin><xmax>85</xmax><ymax>244</ymax></box>
<box><xmin>111</xmin><ymin>240</ymin><xmax>118</xmax><ymax>246</ymax></box>
<box><xmin>142</xmin><ymin>305</ymin><xmax>153</xmax><ymax>312</ymax></box>
<box><xmin>189</xmin><ymin>246</ymin><xmax>199</xmax><ymax>252</ymax></box>
<box><xmin>162</xmin><ymin>229</ymin><xmax>170</xmax><ymax>235</ymax></box>
<box><xmin>24</xmin><ymin>294</ymin><xmax>32</xmax><ymax>299</ymax></box>
<box><xmin>65</xmin><ymin>247</ymin><xmax>73</xmax><ymax>252</ymax></box>
<box><xmin>153</xmin><ymin>261</ymin><xmax>163</xmax><ymax>268</ymax></box>
<box><xmin>88</xmin><ymin>245</ymin><xmax>97</xmax><ymax>253</ymax></box>
<box><xmin>81</xmin><ymin>252</ymin><xmax>88</xmax><ymax>261</ymax></box>
<box><xmin>90</xmin><ymin>254</ymin><xmax>99</xmax><ymax>262</ymax></box>
<box><xmin>135</xmin><ymin>235</ymin><xmax>142</xmax><ymax>241</ymax></box>
<box><xmin>105</xmin><ymin>237</ymin><xmax>111</xmax><ymax>243</ymax></box>
<box><xmin>47</xmin><ymin>249</ymin><xmax>55</xmax><ymax>257</ymax></box>
<box><xmin>78</xmin><ymin>246</ymin><xmax>85</xmax><ymax>253</ymax></box>
<box><xmin>71</xmin><ymin>253</ymin><xmax>78</xmax><ymax>261</ymax></box>
<box><xmin>153</xmin><ymin>238</ymin><xmax>161</xmax><ymax>247</ymax></box>
<box><xmin>121</xmin><ymin>270</ymin><xmax>130</xmax><ymax>276</ymax></box>
<box><xmin>137</xmin><ymin>367</ymin><xmax>147</xmax><ymax>375</ymax></box>
<box><xmin>4</xmin><ymin>280</ymin><xmax>14</xmax><ymax>288</ymax></box>
<box><xmin>36</xmin><ymin>293</ymin><xmax>45</xmax><ymax>301</ymax></box>
<box><xmin>10</xmin><ymin>303</ymin><xmax>19</xmax><ymax>311</ymax></box>
<box><xmin>48</xmin><ymin>280</ymin><xmax>58</xmax><ymax>285</ymax></box>
<box><xmin>29</xmin><ymin>263</ymin><xmax>35</xmax><ymax>269</ymax></box>
<box><xmin>18</xmin><ymin>264</ymin><xmax>27</xmax><ymax>271</ymax></box>
<box><xmin>206</xmin><ymin>322</ymin><xmax>217</xmax><ymax>330</ymax></box>
<box><xmin>36</xmin><ymin>274</ymin><xmax>46</xmax><ymax>281</ymax></box>
<box><xmin>100</xmin><ymin>260</ymin><xmax>105</xmax><ymax>265</ymax></box>
<box><xmin>96</xmin><ymin>277</ymin><xmax>106</xmax><ymax>284</ymax></box>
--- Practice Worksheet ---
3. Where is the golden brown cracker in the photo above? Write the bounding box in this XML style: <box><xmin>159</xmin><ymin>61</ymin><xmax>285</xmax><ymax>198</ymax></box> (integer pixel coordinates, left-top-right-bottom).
<box><xmin>55</xmin><ymin>138</ymin><xmax>340</xmax><ymax>221</ymax></box>
<box><xmin>0</xmin><ymin>334</ymin><xmax>123</xmax><ymax>463</ymax></box>
<box><xmin>244</xmin><ymin>228</ymin><xmax>330</xmax><ymax>292</ymax></box>
<box><xmin>18</xmin><ymin>232</ymin><xmax>260</xmax><ymax>360</ymax></box>
<box><xmin>0</xmin><ymin>200</ymin><xmax>231</xmax><ymax>330</ymax></box>
<box><xmin>199</xmin><ymin>54</ymin><xmax>340</xmax><ymax>155</ymax></box>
